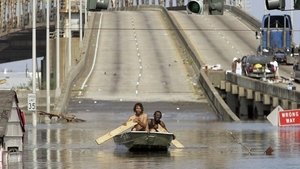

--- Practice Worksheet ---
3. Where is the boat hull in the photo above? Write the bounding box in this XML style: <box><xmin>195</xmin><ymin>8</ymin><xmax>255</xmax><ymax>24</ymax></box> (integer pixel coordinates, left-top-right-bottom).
<box><xmin>113</xmin><ymin>131</ymin><xmax>174</xmax><ymax>151</ymax></box>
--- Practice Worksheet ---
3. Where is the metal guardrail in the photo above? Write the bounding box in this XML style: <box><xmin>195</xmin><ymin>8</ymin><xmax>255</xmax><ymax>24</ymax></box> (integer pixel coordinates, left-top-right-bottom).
<box><xmin>53</xmin><ymin>12</ymin><xmax>96</xmax><ymax>113</ymax></box>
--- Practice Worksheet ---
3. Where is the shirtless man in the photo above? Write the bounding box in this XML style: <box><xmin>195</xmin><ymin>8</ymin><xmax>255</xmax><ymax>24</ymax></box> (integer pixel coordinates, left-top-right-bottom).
<box><xmin>128</xmin><ymin>103</ymin><xmax>148</xmax><ymax>131</ymax></box>
<box><xmin>148</xmin><ymin>111</ymin><xmax>168</xmax><ymax>132</ymax></box>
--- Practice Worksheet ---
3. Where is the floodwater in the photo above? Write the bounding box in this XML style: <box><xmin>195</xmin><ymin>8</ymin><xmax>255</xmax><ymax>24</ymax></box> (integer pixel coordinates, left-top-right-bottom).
<box><xmin>3</xmin><ymin>101</ymin><xmax>300</xmax><ymax>169</ymax></box>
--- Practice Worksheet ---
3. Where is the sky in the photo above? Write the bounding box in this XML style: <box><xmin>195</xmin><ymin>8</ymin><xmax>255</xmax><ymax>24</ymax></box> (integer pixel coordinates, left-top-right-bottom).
<box><xmin>0</xmin><ymin>57</ymin><xmax>43</xmax><ymax>72</ymax></box>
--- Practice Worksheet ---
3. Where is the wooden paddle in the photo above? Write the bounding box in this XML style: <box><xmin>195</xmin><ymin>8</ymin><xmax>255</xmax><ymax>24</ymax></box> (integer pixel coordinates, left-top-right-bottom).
<box><xmin>95</xmin><ymin>120</ymin><xmax>137</xmax><ymax>145</ymax></box>
<box><xmin>157</xmin><ymin>125</ymin><xmax>184</xmax><ymax>148</ymax></box>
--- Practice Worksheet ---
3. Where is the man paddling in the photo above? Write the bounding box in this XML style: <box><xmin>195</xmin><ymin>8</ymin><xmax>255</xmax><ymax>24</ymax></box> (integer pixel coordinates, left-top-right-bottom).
<box><xmin>148</xmin><ymin>111</ymin><xmax>176</xmax><ymax>139</ymax></box>
<box><xmin>128</xmin><ymin>102</ymin><xmax>148</xmax><ymax>131</ymax></box>
<box><xmin>148</xmin><ymin>111</ymin><xmax>168</xmax><ymax>132</ymax></box>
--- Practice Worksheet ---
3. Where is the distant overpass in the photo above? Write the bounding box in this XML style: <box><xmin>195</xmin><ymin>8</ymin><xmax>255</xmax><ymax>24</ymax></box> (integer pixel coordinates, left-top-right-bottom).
<box><xmin>0</xmin><ymin>0</ymin><xmax>85</xmax><ymax>63</ymax></box>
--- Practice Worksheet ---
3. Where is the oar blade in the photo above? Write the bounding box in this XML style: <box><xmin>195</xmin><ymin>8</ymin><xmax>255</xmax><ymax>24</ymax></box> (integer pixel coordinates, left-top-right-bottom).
<box><xmin>171</xmin><ymin>139</ymin><xmax>184</xmax><ymax>148</ymax></box>
<box><xmin>157</xmin><ymin>125</ymin><xmax>184</xmax><ymax>149</ymax></box>
<box><xmin>95</xmin><ymin>121</ymin><xmax>137</xmax><ymax>145</ymax></box>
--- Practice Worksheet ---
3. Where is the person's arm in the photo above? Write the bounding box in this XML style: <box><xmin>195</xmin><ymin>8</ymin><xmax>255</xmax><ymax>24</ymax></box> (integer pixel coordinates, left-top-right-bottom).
<box><xmin>148</xmin><ymin>119</ymin><xmax>156</xmax><ymax>131</ymax></box>
<box><xmin>128</xmin><ymin>114</ymin><xmax>136</xmax><ymax>121</ymax></box>
<box><xmin>159</xmin><ymin>121</ymin><xmax>168</xmax><ymax>132</ymax></box>
<box><xmin>159</xmin><ymin>121</ymin><xmax>175</xmax><ymax>139</ymax></box>
<box><xmin>140</xmin><ymin>114</ymin><xmax>148</xmax><ymax>130</ymax></box>
<box><xmin>125</xmin><ymin>115</ymin><xmax>137</xmax><ymax>131</ymax></box>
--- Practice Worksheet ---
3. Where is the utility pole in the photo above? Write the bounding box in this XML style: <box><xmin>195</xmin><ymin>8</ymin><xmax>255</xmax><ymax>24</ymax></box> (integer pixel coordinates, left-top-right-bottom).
<box><xmin>46</xmin><ymin>0</ymin><xmax>51</xmax><ymax>114</ymax></box>
<box><xmin>80</xmin><ymin>0</ymin><xmax>83</xmax><ymax>44</ymax></box>
<box><xmin>85</xmin><ymin>0</ymin><xmax>87</xmax><ymax>28</ymax></box>
<box><xmin>68</xmin><ymin>0</ymin><xmax>72</xmax><ymax>70</ymax></box>
<box><xmin>32</xmin><ymin>0</ymin><xmax>37</xmax><ymax>127</ymax></box>
<box><xmin>56</xmin><ymin>0</ymin><xmax>60</xmax><ymax>93</ymax></box>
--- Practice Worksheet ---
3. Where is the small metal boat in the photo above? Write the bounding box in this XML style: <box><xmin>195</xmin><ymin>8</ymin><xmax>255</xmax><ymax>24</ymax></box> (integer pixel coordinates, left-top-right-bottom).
<box><xmin>113</xmin><ymin>131</ymin><xmax>174</xmax><ymax>151</ymax></box>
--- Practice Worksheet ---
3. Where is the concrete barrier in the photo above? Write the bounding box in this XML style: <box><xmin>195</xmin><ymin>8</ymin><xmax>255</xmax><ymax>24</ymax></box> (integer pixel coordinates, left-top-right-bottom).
<box><xmin>226</xmin><ymin>72</ymin><xmax>300</xmax><ymax>102</ymax></box>
<box><xmin>159</xmin><ymin>6</ymin><xmax>239</xmax><ymax>121</ymax></box>
<box><xmin>53</xmin><ymin>13</ymin><xmax>97</xmax><ymax>113</ymax></box>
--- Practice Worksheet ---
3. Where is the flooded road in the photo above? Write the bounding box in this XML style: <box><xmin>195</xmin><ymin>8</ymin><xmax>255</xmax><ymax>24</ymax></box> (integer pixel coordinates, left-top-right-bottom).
<box><xmin>14</xmin><ymin>101</ymin><xmax>300</xmax><ymax>169</ymax></box>
<box><xmin>5</xmin><ymin>9</ymin><xmax>299</xmax><ymax>169</ymax></box>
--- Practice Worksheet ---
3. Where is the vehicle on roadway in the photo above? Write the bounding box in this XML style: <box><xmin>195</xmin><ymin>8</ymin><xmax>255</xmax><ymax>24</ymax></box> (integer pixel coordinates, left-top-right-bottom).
<box><xmin>256</xmin><ymin>14</ymin><xmax>295</xmax><ymax>64</ymax></box>
<box><xmin>241</xmin><ymin>55</ymin><xmax>276</xmax><ymax>79</ymax></box>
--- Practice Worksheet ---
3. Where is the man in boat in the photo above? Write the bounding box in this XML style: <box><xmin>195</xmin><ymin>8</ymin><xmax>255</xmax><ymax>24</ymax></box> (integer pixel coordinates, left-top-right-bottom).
<box><xmin>149</xmin><ymin>111</ymin><xmax>176</xmax><ymax>139</ymax></box>
<box><xmin>128</xmin><ymin>102</ymin><xmax>149</xmax><ymax>131</ymax></box>
<box><xmin>148</xmin><ymin>111</ymin><xmax>168</xmax><ymax>132</ymax></box>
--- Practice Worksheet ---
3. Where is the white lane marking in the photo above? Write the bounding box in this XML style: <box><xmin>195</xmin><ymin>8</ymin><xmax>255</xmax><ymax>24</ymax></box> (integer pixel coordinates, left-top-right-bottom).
<box><xmin>79</xmin><ymin>13</ymin><xmax>103</xmax><ymax>95</ymax></box>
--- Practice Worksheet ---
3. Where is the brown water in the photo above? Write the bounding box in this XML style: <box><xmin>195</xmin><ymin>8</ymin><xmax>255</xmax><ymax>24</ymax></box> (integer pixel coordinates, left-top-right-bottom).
<box><xmin>4</xmin><ymin>101</ymin><xmax>300</xmax><ymax>169</ymax></box>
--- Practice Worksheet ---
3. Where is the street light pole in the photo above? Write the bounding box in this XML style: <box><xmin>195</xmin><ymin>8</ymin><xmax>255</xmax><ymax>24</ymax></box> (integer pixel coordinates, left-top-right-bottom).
<box><xmin>56</xmin><ymin>0</ymin><xmax>60</xmax><ymax>92</ymax></box>
<box><xmin>80</xmin><ymin>0</ymin><xmax>83</xmax><ymax>44</ymax></box>
<box><xmin>46</xmin><ymin>0</ymin><xmax>51</xmax><ymax>114</ymax></box>
<box><xmin>32</xmin><ymin>0</ymin><xmax>37</xmax><ymax>127</ymax></box>
<box><xmin>85</xmin><ymin>0</ymin><xmax>87</xmax><ymax>27</ymax></box>
<box><xmin>68</xmin><ymin>0</ymin><xmax>72</xmax><ymax>70</ymax></box>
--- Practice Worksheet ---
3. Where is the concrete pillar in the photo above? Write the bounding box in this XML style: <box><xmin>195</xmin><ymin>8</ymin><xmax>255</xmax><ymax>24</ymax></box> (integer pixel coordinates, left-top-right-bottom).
<box><xmin>281</xmin><ymin>99</ymin><xmax>289</xmax><ymax>110</ymax></box>
<box><xmin>220</xmin><ymin>80</ymin><xmax>226</xmax><ymax>90</ymax></box>
<box><xmin>291</xmin><ymin>102</ymin><xmax>298</xmax><ymax>109</ymax></box>
<box><xmin>254</xmin><ymin>91</ymin><xmax>261</xmax><ymax>102</ymax></box>
<box><xmin>238</xmin><ymin>87</ymin><xmax>245</xmax><ymax>97</ymax></box>
<box><xmin>263</xmin><ymin>94</ymin><xmax>271</xmax><ymax>105</ymax></box>
<box><xmin>226</xmin><ymin>93</ymin><xmax>239</xmax><ymax>116</ymax></box>
<box><xmin>254</xmin><ymin>101</ymin><xmax>270</xmax><ymax>118</ymax></box>
<box><xmin>239</xmin><ymin>97</ymin><xmax>250</xmax><ymax>117</ymax></box>
<box><xmin>232</xmin><ymin>84</ymin><xmax>238</xmax><ymax>94</ymax></box>
<box><xmin>272</xmin><ymin>97</ymin><xmax>279</xmax><ymax>107</ymax></box>
<box><xmin>225</xmin><ymin>82</ymin><xmax>231</xmax><ymax>92</ymax></box>
<box><xmin>246</xmin><ymin>89</ymin><xmax>253</xmax><ymax>99</ymax></box>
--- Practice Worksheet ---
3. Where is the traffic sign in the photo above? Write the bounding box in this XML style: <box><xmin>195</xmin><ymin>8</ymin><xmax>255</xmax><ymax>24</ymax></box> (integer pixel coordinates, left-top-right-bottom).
<box><xmin>28</xmin><ymin>93</ymin><xmax>36</xmax><ymax>111</ymax></box>
<box><xmin>279</xmin><ymin>109</ymin><xmax>300</xmax><ymax>126</ymax></box>
<box><xmin>267</xmin><ymin>105</ymin><xmax>283</xmax><ymax>126</ymax></box>
<box><xmin>267</xmin><ymin>106</ymin><xmax>300</xmax><ymax>126</ymax></box>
